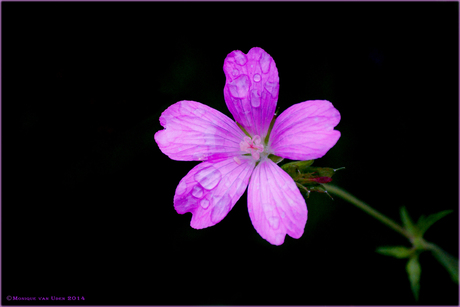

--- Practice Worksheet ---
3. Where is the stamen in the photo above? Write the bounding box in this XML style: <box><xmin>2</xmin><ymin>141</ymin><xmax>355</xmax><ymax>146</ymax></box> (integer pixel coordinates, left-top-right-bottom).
<box><xmin>233</xmin><ymin>156</ymin><xmax>242</xmax><ymax>165</ymax></box>
<box><xmin>240</xmin><ymin>135</ymin><xmax>264</xmax><ymax>160</ymax></box>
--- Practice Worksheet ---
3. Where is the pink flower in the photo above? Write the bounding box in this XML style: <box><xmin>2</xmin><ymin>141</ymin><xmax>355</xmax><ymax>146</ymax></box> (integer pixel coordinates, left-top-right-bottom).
<box><xmin>155</xmin><ymin>47</ymin><xmax>340</xmax><ymax>245</ymax></box>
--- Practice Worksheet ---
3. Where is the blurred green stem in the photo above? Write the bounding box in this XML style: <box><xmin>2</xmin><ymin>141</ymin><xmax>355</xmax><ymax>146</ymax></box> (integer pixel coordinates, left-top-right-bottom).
<box><xmin>323</xmin><ymin>184</ymin><xmax>411</xmax><ymax>239</ymax></box>
<box><xmin>323</xmin><ymin>183</ymin><xmax>459</xmax><ymax>286</ymax></box>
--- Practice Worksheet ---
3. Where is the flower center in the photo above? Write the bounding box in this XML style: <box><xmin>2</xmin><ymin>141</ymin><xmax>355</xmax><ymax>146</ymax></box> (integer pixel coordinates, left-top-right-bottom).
<box><xmin>240</xmin><ymin>135</ymin><xmax>264</xmax><ymax>160</ymax></box>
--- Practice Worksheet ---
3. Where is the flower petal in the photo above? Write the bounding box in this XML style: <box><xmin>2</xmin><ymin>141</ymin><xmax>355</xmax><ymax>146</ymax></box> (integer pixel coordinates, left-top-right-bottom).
<box><xmin>223</xmin><ymin>47</ymin><xmax>279</xmax><ymax>139</ymax></box>
<box><xmin>248</xmin><ymin>158</ymin><xmax>307</xmax><ymax>246</ymax></box>
<box><xmin>174</xmin><ymin>157</ymin><xmax>255</xmax><ymax>229</ymax></box>
<box><xmin>155</xmin><ymin>100</ymin><xmax>246</xmax><ymax>161</ymax></box>
<box><xmin>269</xmin><ymin>100</ymin><xmax>341</xmax><ymax>161</ymax></box>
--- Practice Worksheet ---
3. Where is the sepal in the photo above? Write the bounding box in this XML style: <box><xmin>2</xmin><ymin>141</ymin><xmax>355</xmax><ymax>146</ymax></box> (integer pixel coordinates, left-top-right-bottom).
<box><xmin>281</xmin><ymin>160</ymin><xmax>344</xmax><ymax>198</ymax></box>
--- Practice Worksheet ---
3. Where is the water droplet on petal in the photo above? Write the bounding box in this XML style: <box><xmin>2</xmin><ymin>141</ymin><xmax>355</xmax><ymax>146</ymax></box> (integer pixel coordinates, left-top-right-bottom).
<box><xmin>250</xmin><ymin>89</ymin><xmax>261</xmax><ymax>108</ymax></box>
<box><xmin>253</xmin><ymin>73</ymin><xmax>261</xmax><ymax>82</ymax></box>
<box><xmin>192</xmin><ymin>185</ymin><xmax>204</xmax><ymax>198</ymax></box>
<box><xmin>194</xmin><ymin>166</ymin><xmax>222</xmax><ymax>190</ymax></box>
<box><xmin>175</xmin><ymin>196</ymin><xmax>196</xmax><ymax>213</ymax></box>
<box><xmin>176</xmin><ymin>181</ymin><xmax>187</xmax><ymax>195</ymax></box>
<box><xmin>228</xmin><ymin>75</ymin><xmax>250</xmax><ymax>98</ymax></box>
<box><xmin>267</xmin><ymin>214</ymin><xmax>280</xmax><ymax>230</ymax></box>
<box><xmin>260</xmin><ymin>52</ymin><xmax>271</xmax><ymax>73</ymax></box>
<box><xmin>211</xmin><ymin>194</ymin><xmax>232</xmax><ymax>223</ymax></box>
<box><xmin>234</xmin><ymin>51</ymin><xmax>248</xmax><ymax>66</ymax></box>
<box><xmin>264</xmin><ymin>81</ymin><xmax>279</xmax><ymax>98</ymax></box>
<box><xmin>200</xmin><ymin>199</ymin><xmax>210</xmax><ymax>209</ymax></box>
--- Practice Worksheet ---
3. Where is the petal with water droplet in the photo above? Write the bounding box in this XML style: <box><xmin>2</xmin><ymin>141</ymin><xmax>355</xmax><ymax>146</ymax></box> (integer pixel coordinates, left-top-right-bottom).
<box><xmin>174</xmin><ymin>157</ymin><xmax>256</xmax><ymax>229</ymax></box>
<box><xmin>250</xmin><ymin>89</ymin><xmax>261</xmax><ymax>108</ymax></box>
<box><xmin>192</xmin><ymin>185</ymin><xmax>204</xmax><ymax>198</ymax></box>
<box><xmin>194</xmin><ymin>165</ymin><xmax>222</xmax><ymax>190</ymax></box>
<box><xmin>228</xmin><ymin>74</ymin><xmax>250</xmax><ymax>98</ymax></box>
<box><xmin>233</xmin><ymin>50</ymin><xmax>248</xmax><ymax>66</ymax></box>
<box><xmin>200</xmin><ymin>199</ymin><xmax>210</xmax><ymax>209</ymax></box>
<box><xmin>211</xmin><ymin>194</ymin><xmax>232</xmax><ymax>224</ymax></box>
<box><xmin>223</xmin><ymin>47</ymin><xmax>279</xmax><ymax>138</ymax></box>
<box><xmin>248</xmin><ymin>159</ymin><xmax>307</xmax><ymax>246</ymax></box>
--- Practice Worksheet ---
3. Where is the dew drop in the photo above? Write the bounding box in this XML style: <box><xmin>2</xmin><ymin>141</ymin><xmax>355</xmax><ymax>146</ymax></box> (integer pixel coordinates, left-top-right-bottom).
<box><xmin>175</xmin><ymin>196</ymin><xmax>196</xmax><ymax>213</ymax></box>
<box><xmin>194</xmin><ymin>166</ymin><xmax>222</xmax><ymax>190</ymax></box>
<box><xmin>251</xmin><ymin>89</ymin><xmax>261</xmax><ymax>108</ymax></box>
<box><xmin>200</xmin><ymin>199</ymin><xmax>210</xmax><ymax>209</ymax></box>
<box><xmin>234</xmin><ymin>51</ymin><xmax>248</xmax><ymax>66</ymax></box>
<box><xmin>253</xmin><ymin>73</ymin><xmax>261</xmax><ymax>82</ymax></box>
<box><xmin>192</xmin><ymin>185</ymin><xmax>204</xmax><ymax>198</ymax></box>
<box><xmin>176</xmin><ymin>181</ymin><xmax>187</xmax><ymax>195</ymax></box>
<box><xmin>211</xmin><ymin>195</ymin><xmax>232</xmax><ymax>223</ymax></box>
<box><xmin>267</xmin><ymin>214</ymin><xmax>280</xmax><ymax>230</ymax></box>
<box><xmin>260</xmin><ymin>52</ymin><xmax>271</xmax><ymax>73</ymax></box>
<box><xmin>264</xmin><ymin>81</ymin><xmax>279</xmax><ymax>98</ymax></box>
<box><xmin>228</xmin><ymin>75</ymin><xmax>250</xmax><ymax>98</ymax></box>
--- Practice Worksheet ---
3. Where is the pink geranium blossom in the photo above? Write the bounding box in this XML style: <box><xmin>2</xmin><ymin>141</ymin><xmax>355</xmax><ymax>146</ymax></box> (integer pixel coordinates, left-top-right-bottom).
<box><xmin>155</xmin><ymin>47</ymin><xmax>340</xmax><ymax>245</ymax></box>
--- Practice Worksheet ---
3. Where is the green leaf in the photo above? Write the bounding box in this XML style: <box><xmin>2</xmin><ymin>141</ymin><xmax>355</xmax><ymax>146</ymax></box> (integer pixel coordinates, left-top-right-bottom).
<box><xmin>417</xmin><ymin>210</ymin><xmax>453</xmax><ymax>236</ymax></box>
<box><xmin>406</xmin><ymin>255</ymin><xmax>421</xmax><ymax>301</ymax></box>
<box><xmin>376</xmin><ymin>246</ymin><xmax>413</xmax><ymax>258</ymax></box>
<box><xmin>400</xmin><ymin>207</ymin><xmax>420</xmax><ymax>237</ymax></box>
<box><xmin>428</xmin><ymin>243</ymin><xmax>459</xmax><ymax>284</ymax></box>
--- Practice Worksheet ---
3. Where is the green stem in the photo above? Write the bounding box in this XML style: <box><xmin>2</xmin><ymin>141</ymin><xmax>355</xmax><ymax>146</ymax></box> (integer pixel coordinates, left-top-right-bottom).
<box><xmin>323</xmin><ymin>184</ymin><xmax>411</xmax><ymax>240</ymax></box>
<box><xmin>322</xmin><ymin>184</ymin><xmax>459</xmax><ymax>285</ymax></box>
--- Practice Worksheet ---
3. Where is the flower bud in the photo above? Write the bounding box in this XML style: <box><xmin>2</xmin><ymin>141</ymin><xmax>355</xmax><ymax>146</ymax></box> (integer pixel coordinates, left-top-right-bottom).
<box><xmin>281</xmin><ymin>160</ymin><xmax>344</xmax><ymax>198</ymax></box>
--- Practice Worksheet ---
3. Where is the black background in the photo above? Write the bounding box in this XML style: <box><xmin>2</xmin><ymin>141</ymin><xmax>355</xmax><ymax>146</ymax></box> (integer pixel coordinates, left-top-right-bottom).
<box><xmin>2</xmin><ymin>2</ymin><xmax>458</xmax><ymax>305</ymax></box>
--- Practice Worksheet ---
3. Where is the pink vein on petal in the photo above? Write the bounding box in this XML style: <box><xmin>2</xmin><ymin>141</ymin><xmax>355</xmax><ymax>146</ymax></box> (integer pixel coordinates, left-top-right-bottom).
<box><xmin>174</xmin><ymin>157</ymin><xmax>256</xmax><ymax>229</ymax></box>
